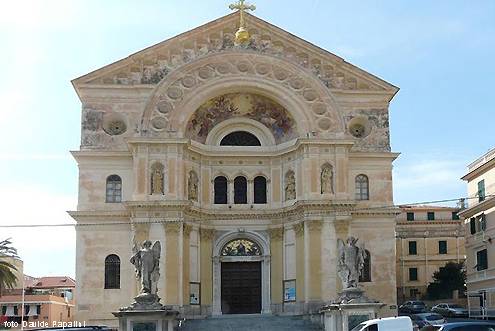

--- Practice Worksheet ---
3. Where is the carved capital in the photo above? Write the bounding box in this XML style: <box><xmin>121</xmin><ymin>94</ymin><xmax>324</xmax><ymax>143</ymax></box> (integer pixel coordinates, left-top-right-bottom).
<box><xmin>307</xmin><ymin>220</ymin><xmax>323</xmax><ymax>232</ymax></box>
<box><xmin>269</xmin><ymin>227</ymin><xmax>284</xmax><ymax>241</ymax></box>
<box><xmin>165</xmin><ymin>222</ymin><xmax>181</xmax><ymax>233</ymax></box>
<box><xmin>293</xmin><ymin>222</ymin><xmax>304</xmax><ymax>236</ymax></box>
<box><xmin>183</xmin><ymin>223</ymin><xmax>193</xmax><ymax>237</ymax></box>
<box><xmin>200</xmin><ymin>228</ymin><xmax>216</xmax><ymax>241</ymax></box>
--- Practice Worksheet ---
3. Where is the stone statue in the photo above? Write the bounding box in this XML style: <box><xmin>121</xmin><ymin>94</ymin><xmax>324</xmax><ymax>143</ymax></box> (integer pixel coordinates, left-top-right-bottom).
<box><xmin>285</xmin><ymin>171</ymin><xmax>296</xmax><ymax>200</ymax></box>
<box><xmin>151</xmin><ymin>164</ymin><xmax>164</xmax><ymax>195</ymax></box>
<box><xmin>321</xmin><ymin>165</ymin><xmax>334</xmax><ymax>194</ymax></box>
<box><xmin>130</xmin><ymin>240</ymin><xmax>161</xmax><ymax>295</ymax></box>
<box><xmin>337</xmin><ymin>237</ymin><xmax>366</xmax><ymax>289</ymax></box>
<box><xmin>188</xmin><ymin>171</ymin><xmax>198</xmax><ymax>201</ymax></box>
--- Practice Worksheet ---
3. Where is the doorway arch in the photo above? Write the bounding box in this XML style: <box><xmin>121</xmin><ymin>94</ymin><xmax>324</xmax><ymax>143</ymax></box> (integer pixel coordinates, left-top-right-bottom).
<box><xmin>212</xmin><ymin>231</ymin><xmax>271</xmax><ymax>315</ymax></box>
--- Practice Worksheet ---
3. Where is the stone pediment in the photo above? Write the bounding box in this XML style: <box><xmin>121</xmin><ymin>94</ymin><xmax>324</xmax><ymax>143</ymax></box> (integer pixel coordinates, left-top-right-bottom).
<box><xmin>72</xmin><ymin>12</ymin><xmax>398</xmax><ymax>95</ymax></box>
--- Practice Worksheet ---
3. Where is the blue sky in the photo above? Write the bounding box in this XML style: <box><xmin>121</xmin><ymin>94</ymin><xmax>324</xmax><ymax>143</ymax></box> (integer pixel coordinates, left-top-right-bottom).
<box><xmin>0</xmin><ymin>0</ymin><xmax>494</xmax><ymax>278</ymax></box>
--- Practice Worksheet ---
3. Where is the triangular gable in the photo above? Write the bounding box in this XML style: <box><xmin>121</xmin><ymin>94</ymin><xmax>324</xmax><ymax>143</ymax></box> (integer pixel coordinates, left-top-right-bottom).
<box><xmin>73</xmin><ymin>12</ymin><xmax>398</xmax><ymax>95</ymax></box>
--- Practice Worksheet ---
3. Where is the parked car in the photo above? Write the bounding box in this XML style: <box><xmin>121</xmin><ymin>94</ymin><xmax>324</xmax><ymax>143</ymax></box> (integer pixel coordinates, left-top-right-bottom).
<box><xmin>431</xmin><ymin>303</ymin><xmax>469</xmax><ymax>317</ymax></box>
<box><xmin>420</xmin><ymin>322</ymin><xmax>495</xmax><ymax>330</ymax></box>
<box><xmin>410</xmin><ymin>313</ymin><xmax>446</xmax><ymax>328</ymax></box>
<box><xmin>399</xmin><ymin>301</ymin><xmax>429</xmax><ymax>314</ymax></box>
<box><xmin>350</xmin><ymin>316</ymin><xmax>414</xmax><ymax>331</ymax></box>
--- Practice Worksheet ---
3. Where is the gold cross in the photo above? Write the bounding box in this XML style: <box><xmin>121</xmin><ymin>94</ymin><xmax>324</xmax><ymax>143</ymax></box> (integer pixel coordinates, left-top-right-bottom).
<box><xmin>229</xmin><ymin>0</ymin><xmax>256</xmax><ymax>30</ymax></box>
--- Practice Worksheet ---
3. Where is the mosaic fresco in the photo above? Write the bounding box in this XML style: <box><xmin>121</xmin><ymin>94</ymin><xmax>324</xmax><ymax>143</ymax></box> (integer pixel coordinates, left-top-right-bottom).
<box><xmin>221</xmin><ymin>239</ymin><xmax>262</xmax><ymax>256</ymax></box>
<box><xmin>186</xmin><ymin>93</ymin><xmax>297</xmax><ymax>144</ymax></box>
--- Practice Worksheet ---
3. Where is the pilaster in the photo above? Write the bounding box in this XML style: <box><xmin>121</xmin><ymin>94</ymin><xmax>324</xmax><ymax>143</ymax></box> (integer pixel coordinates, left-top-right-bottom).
<box><xmin>164</xmin><ymin>222</ymin><xmax>181</xmax><ymax>305</ymax></box>
<box><xmin>269</xmin><ymin>227</ymin><xmax>284</xmax><ymax>308</ymax></box>
<box><xmin>200</xmin><ymin>228</ymin><xmax>215</xmax><ymax>310</ymax></box>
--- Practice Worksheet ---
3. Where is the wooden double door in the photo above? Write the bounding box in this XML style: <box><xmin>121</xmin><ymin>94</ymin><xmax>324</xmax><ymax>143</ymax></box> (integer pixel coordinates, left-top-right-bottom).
<box><xmin>221</xmin><ymin>261</ymin><xmax>262</xmax><ymax>314</ymax></box>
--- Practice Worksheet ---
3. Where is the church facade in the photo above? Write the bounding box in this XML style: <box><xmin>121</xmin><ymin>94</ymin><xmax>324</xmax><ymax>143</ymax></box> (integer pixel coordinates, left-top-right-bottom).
<box><xmin>70</xmin><ymin>11</ymin><xmax>399</xmax><ymax>325</ymax></box>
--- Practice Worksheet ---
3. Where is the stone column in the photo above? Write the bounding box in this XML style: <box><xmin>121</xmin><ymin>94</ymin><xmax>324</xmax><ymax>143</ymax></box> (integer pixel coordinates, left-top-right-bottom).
<box><xmin>247</xmin><ymin>179</ymin><xmax>254</xmax><ymax>204</ymax></box>
<box><xmin>165</xmin><ymin>222</ymin><xmax>181</xmax><ymax>305</ymax></box>
<box><xmin>183</xmin><ymin>224</ymin><xmax>192</xmax><ymax>306</ymax></box>
<box><xmin>228</xmin><ymin>179</ymin><xmax>234</xmax><ymax>205</ymax></box>
<box><xmin>269</xmin><ymin>227</ymin><xmax>284</xmax><ymax>313</ymax></box>
<box><xmin>294</xmin><ymin>222</ymin><xmax>305</xmax><ymax>310</ymax></box>
<box><xmin>307</xmin><ymin>220</ymin><xmax>322</xmax><ymax>302</ymax></box>
<box><xmin>200</xmin><ymin>228</ymin><xmax>215</xmax><ymax>315</ymax></box>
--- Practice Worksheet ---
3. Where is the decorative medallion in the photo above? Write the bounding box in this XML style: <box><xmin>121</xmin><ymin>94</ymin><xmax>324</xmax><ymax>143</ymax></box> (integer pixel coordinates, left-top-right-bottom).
<box><xmin>104</xmin><ymin>120</ymin><xmax>127</xmax><ymax>135</ymax></box>
<box><xmin>349</xmin><ymin>123</ymin><xmax>366</xmax><ymax>138</ymax></box>
<box><xmin>221</xmin><ymin>239</ymin><xmax>261</xmax><ymax>256</ymax></box>
<box><xmin>255</xmin><ymin>63</ymin><xmax>270</xmax><ymax>75</ymax></box>
<box><xmin>318</xmin><ymin>117</ymin><xmax>333</xmax><ymax>131</ymax></box>
<box><xmin>303</xmin><ymin>89</ymin><xmax>318</xmax><ymax>102</ymax></box>
<box><xmin>181</xmin><ymin>75</ymin><xmax>196</xmax><ymax>88</ymax></box>
<box><xmin>273</xmin><ymin>68</ymin><xmax>289</xmax><ymax>81</ymax></box>
<box><xmin>151</xmin><ymin>117</ymin><xmax>168</xmax><ymax>131</ymax></box>
<box><xmin>156</xmin><ymin>101</ymin><xmax>173</xmax><ymax>114</ymax></box>
<box><xmin>198</xmin><ymin>66</ymin><xmax>214</xmax><ymax>80</ymax></box>
<box><xmin>167</xmin><ymin>86</ymin><xmax>183</xmax><ymax>99</ymax></box>
<box><xmin>216</xmin><ymin>63</ymin><xmax>231</xmax><ymax>75</ymax></box>
<box><xmin>312</xmin><ymin>102</ymin><xmax>327</xmax><ymax>115</ymax></box>
<box><xmin>237</xmin><ymin>61</ymin><xmax>251</xmax><ymax>72</ymax></box>
<box><xmin>289</xmin><ymin>78</ymin><xmax>305</xmax><ymax>90</ymax></box>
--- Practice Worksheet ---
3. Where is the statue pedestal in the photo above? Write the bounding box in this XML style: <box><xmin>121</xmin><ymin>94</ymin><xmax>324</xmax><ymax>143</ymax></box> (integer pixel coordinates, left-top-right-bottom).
<box><xmin>320</xmin><ymin>302</ymin><xmax>385</xmax><ymax>331</ymax></box>
<box><xmin>112</xmin><ymin>309</ymin><xmax>179</xmax><ymax>331</ymax></box>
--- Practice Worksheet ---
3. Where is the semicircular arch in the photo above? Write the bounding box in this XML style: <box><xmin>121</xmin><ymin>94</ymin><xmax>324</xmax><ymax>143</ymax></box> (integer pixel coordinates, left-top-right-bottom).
<box><xmin>141</xmin><ymin>52</ymin><xmax>344</xmax><ymax>140</ymax></box>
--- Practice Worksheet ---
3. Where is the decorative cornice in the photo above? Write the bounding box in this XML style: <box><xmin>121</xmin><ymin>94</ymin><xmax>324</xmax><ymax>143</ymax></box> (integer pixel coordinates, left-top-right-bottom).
<box><xmin>68</xmin><ymin>210</ymin><xmax>130</xmax><ymax>222</ymax></box>
<box><xmin>459</xmin><ymin>196</ymin><xmax>495</xmax><ymax>218</ymax></box>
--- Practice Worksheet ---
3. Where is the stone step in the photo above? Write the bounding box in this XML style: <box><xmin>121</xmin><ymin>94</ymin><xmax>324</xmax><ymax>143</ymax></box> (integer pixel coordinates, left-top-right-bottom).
<box><xmin>179</xmin><ymin>315</ymin><xmax>323</xmax><ymax>331</ymax></box>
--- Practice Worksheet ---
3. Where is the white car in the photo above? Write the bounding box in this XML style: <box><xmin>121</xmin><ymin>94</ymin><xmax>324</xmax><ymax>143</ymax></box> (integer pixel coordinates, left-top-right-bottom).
<box><xmin>350</xmin><ymin>316</ymin><xmax>414</xmax><ymax>331</ymax></box>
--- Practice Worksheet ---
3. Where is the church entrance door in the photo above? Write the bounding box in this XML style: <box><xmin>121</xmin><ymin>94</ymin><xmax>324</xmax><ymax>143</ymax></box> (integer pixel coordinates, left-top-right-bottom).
<box><xmin>221</xmin><ymin>262</ymin><xmax>262</xmax><ymax>314</ymax></box>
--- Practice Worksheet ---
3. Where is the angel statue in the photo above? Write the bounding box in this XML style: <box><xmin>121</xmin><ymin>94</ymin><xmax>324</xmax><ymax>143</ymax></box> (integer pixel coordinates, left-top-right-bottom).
<box><xmin>130</xmin><ymin>240</ymin><xmax>161</xmax><ymax>295</ymax></box>
<box><xmin>337</xmin><ymin>236</ymin><xmax>366</xmax><ymax>289</ymax></box>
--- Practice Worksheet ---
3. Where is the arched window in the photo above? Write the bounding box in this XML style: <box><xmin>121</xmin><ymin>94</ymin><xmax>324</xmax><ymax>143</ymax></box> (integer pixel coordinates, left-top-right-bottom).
<box><xmin>221</xmin><ymin>239</ymin><xmax>262</xmax><ymax>256</ymax></box>
<box><xmin>234</xmin><ymin>176</ymin><xmax>247</xmax><ymax>204</ymax></box>
<box><xmin>355</xmin><ymin>174</ymin><xmax>369</xmax><ymax>200</ymax></box>
<box><xmin>106</xmin><ymin>175</ymin><xmax>122</xmax><ymax>203</ymax></box>
<box><xmin>359</xmin><ymin>250</ymin><xmax>371</xmax><ymax>283</ymax></box>
<box><xmin>104</xmin><ymin>254</ymin><xmax>120</xmax><ymax>289</ymax></box>
<box><xmin>253</xmin><ymin>176</ymin><xmax>267</xmax><ymax>204</ymax></box>
<box><xmin>220</xmin><ymin>131</ymin><xmax>261</xmax><ymax>146</ymax></box>
<box><xmin>214</xmin><ymin>176</ymin><xmax>228</xmax><ymax>204</ymax></box>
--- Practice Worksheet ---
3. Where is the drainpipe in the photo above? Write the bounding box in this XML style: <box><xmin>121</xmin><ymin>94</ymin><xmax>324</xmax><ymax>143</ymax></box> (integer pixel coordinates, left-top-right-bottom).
<box><xmin>424</xmin><ymin>232</ymin><xmax>429</xmax><ymax>292</ymax></box>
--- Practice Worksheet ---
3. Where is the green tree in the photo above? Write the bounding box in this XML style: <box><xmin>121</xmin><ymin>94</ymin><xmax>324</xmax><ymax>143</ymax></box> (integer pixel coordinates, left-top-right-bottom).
<box><xmin>0</xmin><ymin>238</ymin><xmax>19</xmax><ymax>295</ymax></box>
<box><xmin>427</xmin><ymin>262</ymin><xmax>466</xmax><ymax>300</ymax></box>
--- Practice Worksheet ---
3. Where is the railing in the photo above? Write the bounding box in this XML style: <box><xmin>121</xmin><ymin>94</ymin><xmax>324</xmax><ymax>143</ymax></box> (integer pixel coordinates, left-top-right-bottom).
<box><xmin>468</xmin><ymin>147</ymin><xmax>495</xmax><ymax>171</ymax></box>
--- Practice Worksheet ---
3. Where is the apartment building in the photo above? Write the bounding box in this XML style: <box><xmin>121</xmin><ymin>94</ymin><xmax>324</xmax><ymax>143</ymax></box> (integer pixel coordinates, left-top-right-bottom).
<box><xmin>396</xmin><ymin>205</ymin><xmax>465</xmax><ymax>302</ymax></box>
<box><xmin>459</xmin><ymin>147</ymin><xmax>495</xmax><ymax>317</ymax></box>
